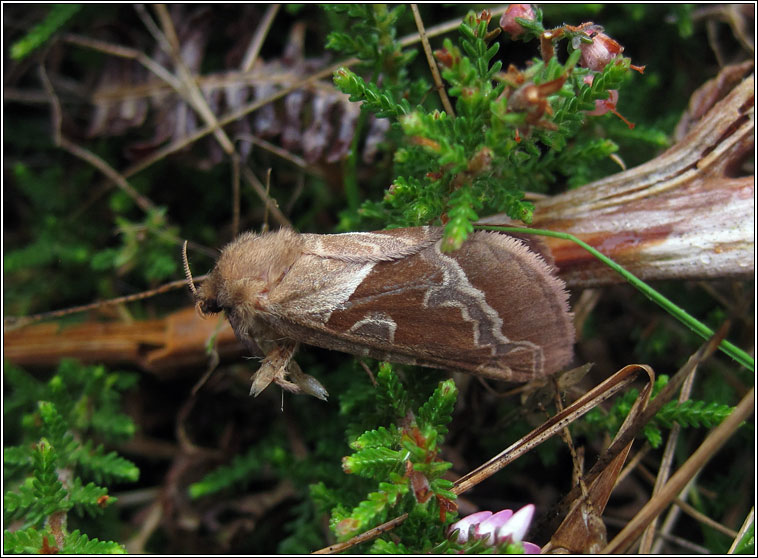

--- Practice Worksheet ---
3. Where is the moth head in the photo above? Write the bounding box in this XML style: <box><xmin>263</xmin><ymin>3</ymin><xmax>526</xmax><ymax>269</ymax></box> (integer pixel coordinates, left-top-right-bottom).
<box><xmin>194</xmin><ymin>273</ymin><xmax>225</xmax><ymax>316</ymax></box>
<box><xmin>183</xmin><ymin>240</ymin><xmax>222</xmax><ymax>317</ymax></box>
<box><xmin>191</xmin><ymin>255</ymin><xmax>254</xmax><ymax>318</ymax></box>
<box><xmin>184</xmin><ymin>230</ymin><xmax>305</xmax><ymax>319</ymax></box>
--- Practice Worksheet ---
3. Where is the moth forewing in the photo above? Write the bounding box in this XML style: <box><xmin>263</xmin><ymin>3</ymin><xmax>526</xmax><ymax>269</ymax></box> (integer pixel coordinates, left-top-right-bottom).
<box><xmin>192</xmin><ymin>227</ymin><xmax>574</xmax><ymax>399</ymax></box>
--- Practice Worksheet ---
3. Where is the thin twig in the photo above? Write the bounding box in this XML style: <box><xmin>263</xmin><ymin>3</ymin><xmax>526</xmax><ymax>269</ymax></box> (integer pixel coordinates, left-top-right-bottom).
<box><xmin>399</xmin><ymin>5</ymin><xmax>510</xmax><ymax>48</ymax></box>
<box><xmin>616</xmin><ymin>443</ymin><xmax>651</xmax><ymax>486</ymax></box>
<box><xmin>453</xmin><ymin>364</ymin><xmax>650</xmax><ymax>496</ymax></box>
<box><xmin>240</xmin><ymin>165</ymin><xmax>289</xmax><ymax>226</ymax></box>
<box><xmin>241</xmin><ymin>4</ymin><xmax>280</xmax><ymax>72</ymax></box>
<box><xmin>635</xmin><ymin>463</ymin><xmax>738</xmax><ymax>539</ymax></box>
<box><xmin>639</xmin><ymin>358</ymin><xmax>699</xmax><ymax>552</ymax></box>
<box><xmin>232</xmin><ymin>154</ymin><xmax>241</xmax><ymax>236</ymax></box>
<box><xmin>411</xmin><ymin>4</ymin><xmax>455</xmax><ymax>117</ymax></box>
<box><xmin>652</xmin><ymin>476</ymin><xmax>697</xmax><ymax>553</ymax></box>
<box><xmin>602</xmin><ymin>387</ymin><xmax>754</xmax><ymax>553</ymax></box>
<box><xmin>728</xmin><ymin>507</ymin><xmax>754</xmax><ymax>553</ymax></box>
<box><xmin>118</xmin><ymin>6</ymin><xmax>492</xmax><ymax>182</ymax></box>
<box><xmin>38</xmin><ymin>64</ymin><xmax>157</xmax><ymax>214</ymax></box>
<box><xmin>59</xmin><ymin>8</ymin><xmax>512</xmax><ymax>232</ymax></box>
<box><xmin>143</xmin><ymin>5</ymin><xmax>290</xmax><ymax>229</ymax></box>
<box><xmin>311</xmin><ymin>513</ymin><xmax>409</xmax><ymax>554</ymax></box>
<box><xmin>234</xmin><ymin>132</ymin><xmax>310</xmax><ymax>171</ymax></box>
<box><xmin>63</xmin><ymin>32</ymin><xmax>184</xmax><ymax>91</ymax></box>
<box><xmin>604</xmin><ymin>515</ymin><xmax>712</xmax><ymax>554</ymax></box>
<box><xmin>312</xmin><ymin>363</ymin><xmax>650</xmax><ymax>554</ymax></box>
<box><xmin>119</xmin><ymin>60</ymin><xmax>347</xmax><ymax>179</ymax></box>
<box><xmin>149</xmin><ymin>4</ymin><xmax>236</xmax><ymax>154</ymax></box>
<box><xmin>61</xmin><ymin>31</ymin><xmax>297</xmax><ymax>228</ymax></box>
<box><xmin>262</xmin><ymin>168</ymin><xmax>272</xmax><ymax>233</ymax></box>
<box><xmin>3</xmin><ymin>276</ymin><xmax>206</xmax><ymax>331</ymax></box>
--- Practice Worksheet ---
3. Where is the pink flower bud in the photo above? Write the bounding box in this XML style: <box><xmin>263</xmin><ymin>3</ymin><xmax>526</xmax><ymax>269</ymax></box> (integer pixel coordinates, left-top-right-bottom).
<box><xmin>587</xmin><ymin>89</ymin><xmax>619</xmax><ymax>116</ymax></box>
<box><xmin>476</xmin><ymin>509</ymin><xmax>514</xmax><ymax>543</ymax></box>
<box><xmin>448</xmin><ymin>511</ymin><xmax>492</xmax><ymax>544</ymax></box>
<box><xmin>500</xmin><ymin>4</ymin><xmax>535</xmax><ymax>39</ymax></box>
<box><xmin>582</xmin><ymin>74</ymin><xmax>618</xmax><ymax>116</ymax></box>
<box><xmin>579</xmin><ymin>29</ymin><xmax>624</xmax><ymax>71</ymax></box>
<box><xmin>523</xmin><ymin>541</ymin><xmax>541</xmax><ymax>554</ymax></box>
<box><xmin>582</xmin><ymin>74</ymin><xmax>633</xmax><ymax>128</ymax></box>
<box><xmin>447</xmin><ymin>505</ymin><xmax>541</xmax><ymax>552</ymax></box>
<box><xmin>496</xmin><ymin>504</ymin><xmax>535</xmax><ymax>544</ymax></box>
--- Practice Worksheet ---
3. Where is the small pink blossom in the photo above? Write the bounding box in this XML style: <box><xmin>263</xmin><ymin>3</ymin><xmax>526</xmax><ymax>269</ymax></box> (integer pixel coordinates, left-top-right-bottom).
<box><xmin>448</xmin><ymin>504</ymin><xmax>540</xmax><ymax>551</ymax></box>
<box><xmin>583</xmin><ymin>74</ymin><xmax>619</xmax><ymax>116</ymax></box>
<box><xmin>582</xmin><ymin>75</ymin><xmax>634</xmax><ymax>128</ymax></box>
<box><xmin>476</xmin><ymin>509</ymin><xmax>514</xmax><ymax>541</ymax></box>
<box><xmin>578</xmin><ymin>28</ymin><xmax>624</xmax><ymax>71</ymax></box>
<box><xmin>500</xmin><ymin>4</ymin><xmax>535</xmax><ymax>40</ymax></box>
<box><xmin>586</xmin><ymin>89</ymin><xmax>619</xmax><ymax>116</ymax></box>
<box><xmin>496</xmin><ymin>503</ymin><xmax>534</xmax><ymax>544</ymax></box>
<box><xmin>448</xmin><ymin>511</ymin><xmax>492</xmax><ymax>544</ymax></box>
<box><xmin>522</xmin><ymin>541</ymin><xmax>541</xmax><ymax>554</ymax></box>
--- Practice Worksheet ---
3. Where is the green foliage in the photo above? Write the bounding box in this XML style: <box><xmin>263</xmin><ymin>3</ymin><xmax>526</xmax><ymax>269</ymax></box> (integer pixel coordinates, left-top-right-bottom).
<box><xmin>326</xmin><ymin>364</ymin><xmax>457</xmax><ymax>549</ymax></box>
<box><xmin>733</xmin><ymin>518</ymin><xmax>754</xmax><ymax>555</ymax></box>
<box><xmin>324</xmin><ymin>4</ymin><xmax>417</xmax><ymax>80</ymax></box>
<box><xmin>330</xmin><ymin>9</ymin><xmax>645</xmax><ymax>249</ymax></box>
<box><xmin>188</xmin><ymin>438</ymin><xmax>289</xmax><ymax>499</ymax></box>
<box><xmin>91</xmin><ymin>207</ymin><xmax>180</xmax><ymax>283</ymax></box>
<box><xmin>655</xmin><ymin>399</ymin><xmax>735</xmax><ymax>430</ymax></box>
<box><xmin>325</xmin><ymin>4</ymin><xmax>424</xmax><ymax>217</ymax></box>
<box><xmin>3</xmin><ymin>528</ymin><xmax>127</xmax><ymax>554</ymax></box>
<box><xmin>582</xmin><ymin>375</ymin><xmax>740</xmax><ymax>449</ymax></box>
<box><xmin>3</xmin><ymin>360</ymin><xmax>137</xmax><ymax>553</ymax></box>
<box><xmin>9</xmin><ymin>4</ymin><xmax>82</xmax><ymax>60</ymax></box>
<box><xmin>191</xmin><ymin>362</ymin><xmax>458</xmax><ymax>552</ymax></box>
<box><xmin>4</xmin><ymin>4</ymin><xmax>750</xmax><ymax>554</ymax></box>
<box><xmin>5</xmin><ymin>160</ymin><xmax>180</xmax><ymax>317</ymax></box>
<box><xmin>334</xmin><ymin>68</ymin><xmax>412</xmax><ymax>118</ymax></box>
<box><xmin>425</xmin><ymin>528</ymin><xmax>533</xmax><ymax>555</ymax></box>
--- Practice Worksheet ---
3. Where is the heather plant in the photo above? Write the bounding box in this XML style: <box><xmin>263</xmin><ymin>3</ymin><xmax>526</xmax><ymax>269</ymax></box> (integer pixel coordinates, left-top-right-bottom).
<box><xmin>3</xmin><ymin>360</ymin><xmax>139</xmax><ymax>554</ymax></box>
<box><xmin>3</xmin><ymin>4</ymin><xmax>752</xmax><ymax>554</ymax></box>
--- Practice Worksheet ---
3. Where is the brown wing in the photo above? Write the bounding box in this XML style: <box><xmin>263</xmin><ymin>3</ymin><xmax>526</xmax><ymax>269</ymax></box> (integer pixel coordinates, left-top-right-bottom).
<box><xmin>267</xmin><ymin>231</ymin><xmax>573</xmax><ymax>382</ymax></box>
<box><xmin>300</xmin><ymin>227</ymin><xmax>442</xmax><ymax>262</ymax></box>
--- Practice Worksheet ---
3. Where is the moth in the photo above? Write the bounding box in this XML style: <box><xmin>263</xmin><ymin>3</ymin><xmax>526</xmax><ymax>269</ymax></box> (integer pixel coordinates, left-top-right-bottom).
<box><xmin>186</xmin><ymin>227</ymin><xmax>574</xmax><ymax>400</ymax></box>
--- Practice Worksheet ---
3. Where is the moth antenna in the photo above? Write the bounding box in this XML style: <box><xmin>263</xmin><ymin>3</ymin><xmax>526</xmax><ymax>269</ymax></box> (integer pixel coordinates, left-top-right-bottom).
<box><xmin>183</xmin><ymin>240</ymin><xmax>210</xmax><ymax>319</ymax></box>
<box><xmin>182</xmin><ymin>240</ymin><xmax>199</xmax><ymax>298</ymax></box>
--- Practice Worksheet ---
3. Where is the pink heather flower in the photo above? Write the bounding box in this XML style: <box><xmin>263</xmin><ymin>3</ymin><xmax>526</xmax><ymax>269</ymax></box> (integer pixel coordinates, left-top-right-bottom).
<box><xmin>586</xmin><ymin>89</ymin><xmax>619</xmax><ymax>116</ymax></box>
<box><xmin>475</xmin><ymin>509</ymin><xmax>514</xmax><ymax>542</ymax></box>
<box><xmin>500</xmin><ymin>4</ymin><xmax>535</xmax><ymax>39</ymax></box>
<box><xmin>523</xmin><ymin>541</ymin><xmax>541</xmax><ymax>554</ymax></box>
<box><xmin>448</xmin><ymin>511</ymin><xmax>492</xmax><ymax>544</ymax></box>
<box><xmin>583</xmin><ymin>74</ymin><xmax>619</xmax><ymax>116</ymax></box>
<box><xmin>582</xmin><ymin>74</ymin><xmax>634</xmax><ymax>128</ymax></box>
<box><xmin>448</xmin><ymin>504</ymin><xmax>539</xmax><ymax>550</ymax></box>
<box><xmin>496</xmin><ymin>503</ymin><xmax>534</xmax><ymax>544</ymax></box>
<box><xmin>578</xmin><ymin>28</ymin><xmax>624</xmax><ymax>71</ymax></box>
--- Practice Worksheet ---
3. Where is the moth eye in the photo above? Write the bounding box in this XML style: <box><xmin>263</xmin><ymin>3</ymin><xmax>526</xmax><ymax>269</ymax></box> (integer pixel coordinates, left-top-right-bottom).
<box><xmin>201</xmin><ymin>299</ymin><xmax>223</xmax><ymax>314</ymax></box>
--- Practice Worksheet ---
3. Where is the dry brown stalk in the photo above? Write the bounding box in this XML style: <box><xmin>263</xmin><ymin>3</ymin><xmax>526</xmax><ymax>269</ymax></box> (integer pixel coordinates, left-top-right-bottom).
<box><xmin>3</xmin><ymin>307</ymin><xmax>242</xmax><ymax>376</ymax></box>
<box><xmin>480</xmin><ymin>65</ymin><xmax>754</xmax><ymax>288</ymax></box>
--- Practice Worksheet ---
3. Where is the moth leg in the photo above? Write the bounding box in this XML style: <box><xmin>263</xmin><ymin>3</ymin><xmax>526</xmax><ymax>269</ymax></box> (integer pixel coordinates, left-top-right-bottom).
<box><xmin>248</xmin><ymin>341</ymin><xmax>329</xmax><ymax>400</ymax></box>
<box><xmin>286</xmin><ymin>360</ymin><xmax>329</xmax><ymax>401</ymax></box>
<box><xmin>249</xmin><ymin>341</ymin><xmax>297</xmax><ymax>397</ymax></box>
